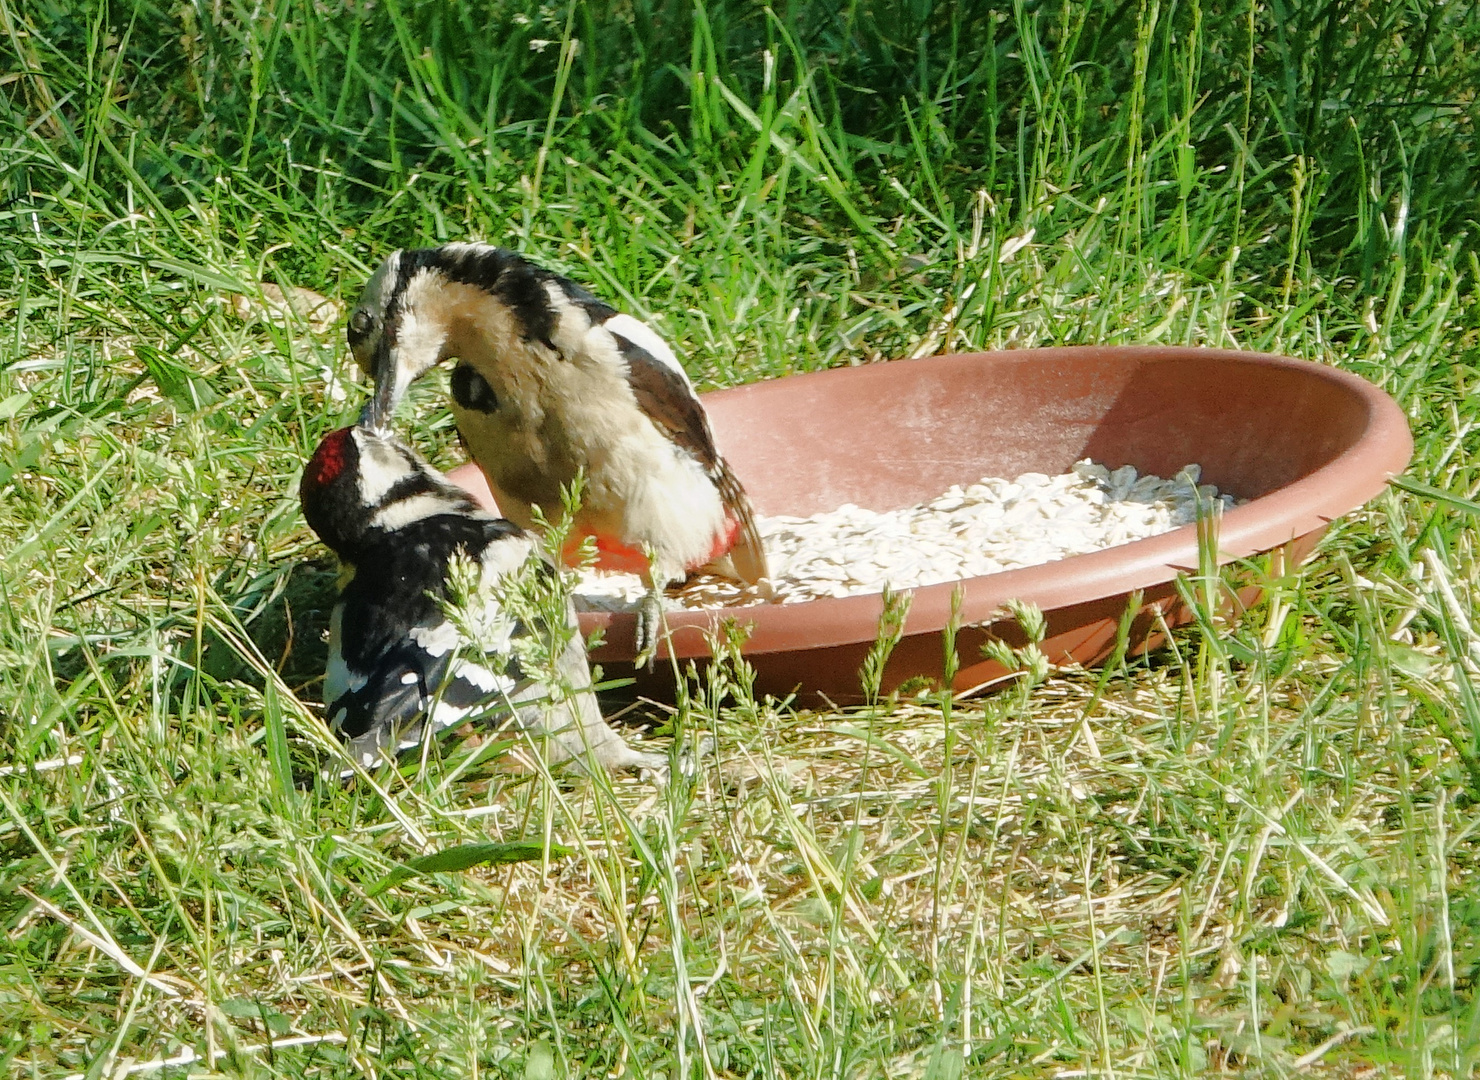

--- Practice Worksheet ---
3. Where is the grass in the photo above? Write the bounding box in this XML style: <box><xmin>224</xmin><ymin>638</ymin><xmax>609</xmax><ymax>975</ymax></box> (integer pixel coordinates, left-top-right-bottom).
<box><xmin>2</xmin><ymin>0</ymin><xmax>1480</xmax><ymax>1074</ymax></box>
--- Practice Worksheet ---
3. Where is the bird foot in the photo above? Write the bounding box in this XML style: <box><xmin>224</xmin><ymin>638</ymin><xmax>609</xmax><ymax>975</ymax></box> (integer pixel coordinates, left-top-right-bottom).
<box><xmin>582</xmin><ymin>742</ymin><xmax>668</xmax><ymax>781</ymax></box>
<box><xmin>676</xmin><ymin>732</ymin><xmax>718</xmax><ymax>782</ymax></box>
<box><xmin>634</xmin><ymin>590</ymin><xmax>665</xmax><ymax>670</ymax></box>
<box><xmin>628</xmin><ymin>733</ymin><xmax>714</xmax><ymax>788</ymax></box>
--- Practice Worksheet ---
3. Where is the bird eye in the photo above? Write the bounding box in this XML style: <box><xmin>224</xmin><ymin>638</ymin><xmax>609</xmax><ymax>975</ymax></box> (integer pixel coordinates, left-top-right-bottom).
<box><xmin>349</xmin><ymin>309</ymin><xmax>374</xmax><ymax>339</ymax></box>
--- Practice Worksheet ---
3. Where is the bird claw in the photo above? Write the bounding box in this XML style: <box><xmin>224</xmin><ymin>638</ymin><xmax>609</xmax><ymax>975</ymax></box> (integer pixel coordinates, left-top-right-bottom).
<box><xmin>634</xmin><ymin>591</ymin><xmax>664</xmax><ymax>670</ymax></box>
<box><xmin>631</xmin><ymin>733</ymin><xmax>712</xmax><ymax>788</ymax></box>
<box><xmin>676</xmin><ymin>732</ymin><xmax>717</xmax><ymax>781</ymax></box>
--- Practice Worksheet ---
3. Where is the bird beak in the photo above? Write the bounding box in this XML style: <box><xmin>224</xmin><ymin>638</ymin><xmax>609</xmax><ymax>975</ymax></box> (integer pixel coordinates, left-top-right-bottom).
<box><xmin>359</xmin><ymin>337</ymin><xmax>403</xmax><ymax>432</ymax></box>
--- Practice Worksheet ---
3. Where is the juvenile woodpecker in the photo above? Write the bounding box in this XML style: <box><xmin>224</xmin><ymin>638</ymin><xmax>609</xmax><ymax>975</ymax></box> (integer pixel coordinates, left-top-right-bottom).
<box><xmin>299</xmin><ymin>424</ymin><xmax>663</xmax><ymax>776</ymax></box>
<box><xmin>346</xmin><ymin>242</ymin><xmax>769</xmax><ymax>654</ymax></box>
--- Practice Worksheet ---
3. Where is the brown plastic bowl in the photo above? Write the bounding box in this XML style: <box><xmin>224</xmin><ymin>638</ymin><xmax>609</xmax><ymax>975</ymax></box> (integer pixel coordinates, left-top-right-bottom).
<box><xmin>452</xmin><ymin>346</ymin><xmax>1412</xmax><ymax>704</ymax></box>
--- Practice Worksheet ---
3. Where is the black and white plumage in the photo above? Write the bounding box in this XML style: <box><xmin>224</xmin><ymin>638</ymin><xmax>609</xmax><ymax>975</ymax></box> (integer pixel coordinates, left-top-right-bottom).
<box><xmin>298</xmin><ymin>424</ymin><xmax>662</xmax><ymax>775</ymax></box>
<box><xmin>345</xmin><ymin>243</ymin><xmax>768</xmax><ymax>655</ymax></box>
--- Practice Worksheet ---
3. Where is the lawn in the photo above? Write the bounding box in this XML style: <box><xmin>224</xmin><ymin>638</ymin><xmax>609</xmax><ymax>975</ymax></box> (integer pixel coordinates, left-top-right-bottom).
<box><xmin>2</xmin><ymin>0</ymin><xmax>1479</xmax><ymax>1076</ymax></box>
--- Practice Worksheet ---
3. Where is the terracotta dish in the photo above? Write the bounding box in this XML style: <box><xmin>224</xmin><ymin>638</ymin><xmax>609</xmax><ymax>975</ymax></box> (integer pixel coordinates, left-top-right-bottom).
<box><xmin>449</xmin><ymin>347</ymin><xmax>1413</xmax><ymax>704</ymax></box>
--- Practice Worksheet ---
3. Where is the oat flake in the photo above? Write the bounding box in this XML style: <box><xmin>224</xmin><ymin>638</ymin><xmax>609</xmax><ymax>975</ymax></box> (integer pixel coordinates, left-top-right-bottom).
<box><xmin>572</xmin><ymin>460</ymin><xmax>1238</xmax><ymax>613</ymax></box>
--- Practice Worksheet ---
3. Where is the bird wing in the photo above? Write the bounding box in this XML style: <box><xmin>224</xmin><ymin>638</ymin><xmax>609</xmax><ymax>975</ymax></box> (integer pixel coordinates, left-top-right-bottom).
<box><xmin>709</xmin><ymin>457</ymin><xmax>770</xmax><ymax>583</ymax></box>
<box><xmin>608</xmin><ymin>330</ymin><xmax>769</xmax><ymax>583</ymax></box>
<box><xmin>612</xmin><ymin>332</ymin><xmax>719</xmax><ymax>466</ymax></box>
<box><xmin>326</xmin><ymin>638</ymin><xmax>494</xmax><ymax>766</ymax></box>
<box><xmin>328</xmin><ymin>533</ymin><xmax>525</xmax><ymax>772</ymax></box>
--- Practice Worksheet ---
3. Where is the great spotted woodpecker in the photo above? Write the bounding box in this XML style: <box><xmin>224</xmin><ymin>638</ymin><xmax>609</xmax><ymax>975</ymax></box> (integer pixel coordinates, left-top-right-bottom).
<box><xmin>298</xmin><ymin>424</ymin><xmax>663</xmax><ymax>776</ymax></box>
<box><xmin>345</xmin><ymin>242</ymin><xmax>769</xmax><ymax>657</ymax></box>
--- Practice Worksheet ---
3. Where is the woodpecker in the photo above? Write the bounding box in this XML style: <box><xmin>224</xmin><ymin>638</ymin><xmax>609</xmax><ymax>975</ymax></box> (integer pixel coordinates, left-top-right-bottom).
<box><xmin>298</xmin><ymin>424</ymin><xmax>663</xmax><ymax>776</ymax></box>
<box><xmin>345</xmin><ymin>242</ymin><xmax>769</xmax><ymax>656</ymax></box>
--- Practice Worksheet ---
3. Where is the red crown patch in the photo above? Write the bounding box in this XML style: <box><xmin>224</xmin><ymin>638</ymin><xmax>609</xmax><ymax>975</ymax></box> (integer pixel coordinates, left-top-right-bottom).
<box><xmin>305</xmin><ymin>427</ymin><xmax>353</xmax><ymax>490</ymax></box>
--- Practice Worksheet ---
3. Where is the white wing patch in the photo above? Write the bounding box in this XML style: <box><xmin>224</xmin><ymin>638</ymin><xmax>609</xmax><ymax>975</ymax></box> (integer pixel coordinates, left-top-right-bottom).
<box><xmin>451</xmin><ymin>659</ymin><xmax>516</xmax><ymax>695</ymax></box>
<box><xmin>409</xmin><ymin>621</ymin><xmax>461</xmax><ymax>658</ymax></box>
<box><xmin>476</xmin><ymin>533</ymin><xmax>534</xmax><ymax>579</ymax></box>
<box><xmin>604</xmin><ymin>313</ymin><xmax>688</xmax><ymax>383</ymax></box>
<box><xmin>410</xmin><ymin>566</ymin><xmax>523</xmax><ymax>663</ymax></box>
<box><xmin>423</xmin><ymin>700</ymin><xmax>477</xmax><ymax>739</ymax></box>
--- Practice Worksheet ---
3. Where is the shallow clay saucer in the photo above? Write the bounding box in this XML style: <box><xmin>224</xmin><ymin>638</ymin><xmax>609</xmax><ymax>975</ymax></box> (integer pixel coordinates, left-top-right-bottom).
<box><xmin>448</xmin><ymin>346</ymin><xmax>1413</xmax><ymax>704</ymax></box>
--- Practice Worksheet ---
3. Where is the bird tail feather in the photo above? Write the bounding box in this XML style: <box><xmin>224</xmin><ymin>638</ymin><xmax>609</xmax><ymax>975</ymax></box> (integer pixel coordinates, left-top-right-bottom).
<box><xmin>715</xmin><ymin>459</ymin><xmax>769</xmax><ymax>584</ymax></box>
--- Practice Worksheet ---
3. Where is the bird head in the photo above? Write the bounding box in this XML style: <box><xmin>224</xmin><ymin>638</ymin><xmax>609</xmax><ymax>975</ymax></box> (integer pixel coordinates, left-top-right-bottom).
<box><xmin>349</xmin><ymin>244</ymin><xmax>526</xmax><ymax>431</ymax></box>
<box><xmin>301</xmin><ymin>425</ymin><xmax>463</xmax><ymax>558</ymax></box>
<box><xmin>348</xmin><ymin>250</ymin><xmax>436</xmax><ymax>432</ymax></box>
<box><xmin>301</xmin><ymin>427</ymin><xmax>367</xmax><ymax>555</ymax></box>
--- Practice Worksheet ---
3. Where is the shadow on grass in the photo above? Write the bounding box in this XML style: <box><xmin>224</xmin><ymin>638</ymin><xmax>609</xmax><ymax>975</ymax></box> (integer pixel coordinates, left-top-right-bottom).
<box><xmin>202</xmin><ymin>558</ymin><xmax>339</xmax><ymax>698</ymax></box>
